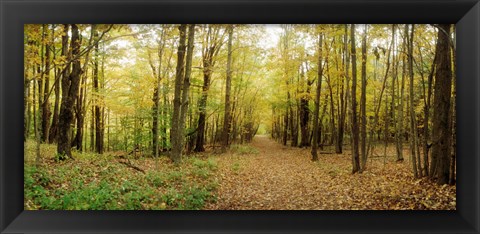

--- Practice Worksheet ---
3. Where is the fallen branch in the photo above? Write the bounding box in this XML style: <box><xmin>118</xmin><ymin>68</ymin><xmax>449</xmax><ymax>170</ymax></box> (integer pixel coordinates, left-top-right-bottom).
<box><xmin>116</xmin><ymin>159</ymin><xmax>145</xmax><ymax>174</ymax></box>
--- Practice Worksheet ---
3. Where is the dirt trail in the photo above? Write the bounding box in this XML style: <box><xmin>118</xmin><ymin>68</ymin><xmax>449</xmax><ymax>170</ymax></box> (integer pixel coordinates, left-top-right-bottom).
<box><xmin>206</xmin><ymin>135</ymin><xmax>342</xmax><ymax>210</ymax></box>
<box><xmin>205</xmin><ymin>135</ymin><xmax>456</xmax><ymax>210</ymax></box>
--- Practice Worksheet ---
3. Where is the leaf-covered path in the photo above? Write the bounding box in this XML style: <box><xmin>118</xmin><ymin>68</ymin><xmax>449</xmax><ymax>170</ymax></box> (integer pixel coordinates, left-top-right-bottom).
<box><xmin>206</xmin><ymin>135</ymin><xmax>456</xmax><ymax>210</ymax></box>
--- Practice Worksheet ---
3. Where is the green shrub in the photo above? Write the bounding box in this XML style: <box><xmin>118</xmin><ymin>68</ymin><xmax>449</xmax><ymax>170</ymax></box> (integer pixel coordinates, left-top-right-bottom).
<box><xmin>231</xmin><ymin>144</ymin><xmax>259</xmax><ymax>155</ymax></box>
<box><xmin>231</xmin><ymin>162</ymin><xmax>240</xmax><ymax>172</ymax></box>
<box><xmin>180</xmin><ymin>186</ymin><xmax>211</xmax><ymax>210</ymax></box>
<box><xmin>146</xmin><ymin>172</ymin><xmax>166</xmax><ymax>187</ymax></box>
<box><xmin>166</xmin><ymin>171</ymin><xmax>185</xmax><ymax>183</ymax></box>
<box><xmin>193</xmin><ymin>168</ymin><xmax>210</xmax><ymax>179</ymax></box>
<box><xmin>24</xmin><ymin>140</ymin><xmax>219</xmax><ymax>210</ymax></box>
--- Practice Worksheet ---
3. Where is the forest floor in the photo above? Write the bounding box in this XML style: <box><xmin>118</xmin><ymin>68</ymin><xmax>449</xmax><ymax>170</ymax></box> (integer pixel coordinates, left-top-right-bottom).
<box><xmin>205</xmin><ymin>135</ymin><xmax>456</xmax><ymax>210</ymax></box>
<box><xmin>24</xmin><ymin>136</ymin><xmax>456</xmax><ymax>210</ymax></box>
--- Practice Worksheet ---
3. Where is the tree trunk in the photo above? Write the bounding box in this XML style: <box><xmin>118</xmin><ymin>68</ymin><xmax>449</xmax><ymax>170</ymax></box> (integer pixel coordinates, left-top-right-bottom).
<box><xmin>194</xmin><ymin>26</ymin><xmax>223</xmax><ymax>152</ymax></box>
<box><xmin>93</xmin><ymin>29</ymin><xmax>104</xmax><ymax>154</ymax></box>
<box><xmin>421</xmin><ymin>45</ymin><xmax>436</xmax><ymax>177</ymax></box>
<box><xmin>150</xmin><ymin>26</ymin><xmax>167</xmax><ymax>157</ymax></box>
<box><xmin>283</xmin><ymin>112</ymin><xmax>288</xmax><ymax>145</ymax></box>
<box><xmin>221</xmin><ymin>25</ymin><xmax>234</xmax><ymax>153</ymax></box>
<box><xmin>299</xmin><ymin>61</ymin><xmax>312</xmax><ymax>148</ymax></box>
<box><xmin>48</xmin><ymin>25</ymin><xmax>68</xmax><ymax>143</ymax></box>
<box><xmin>325</xmin><ymin>58</ymin><xmax>336</xmax><ymax>147</ymax></box>
<box><xmin>41</xmin><ymin>24</ymin><xmax>52</xmax><ymax>143</ymax></box>
<box><xmin>396</xmin><ymin>25</ymin><xmax>408</xmax><ymax>164</ymax></box>
<box><xmin>449</xmin><ymin>26</ymin><xmax>457</xmax><ymax>185</ymax></box>
<box><xmin>311</xmin><ymin>32</ymin><xmax>323</xmax><ymax>161</ymax></box>
<box><xmin>57</xmin><ymin>24</ymin><xmax>81</xmax><ymax>160</ymax></box>
<box><xmin>408</xmin><ymin>24</ymin><xmax>419</xmax><ymax>178</ymax></box>
<box><xmin>171</xmin><ymin>24</ymin><xmax>187</xmax><ymax>163</ymax></box>
<box><xmin>178</xmin><ymin>24</ymin><xmax>195</xmax><ymax>159</ymax></box>
<box><xmin>336</xmin><ymin>25</ymin><xmax>349</xmax><ymax>154</ymax></box>
<box><xmin>73</xmin><ymin>70</ymin><xmax>88</xmax><ymax>151</ymax></box>
<box><xmin>360</xmin><ymin>24</ymin><xmax>368</xmax><ymax>170</ymax></box>
<box><xmin>430</xmin><ymin>24</ymin><xmax>453</xmax><ymax>185</ymax></box>
<box><xmin>366</xmin><ymin>35</ymin><xmax>392</xmax><ymax>160</ymax></box>
<box><xmin>350</xmin><ymin>24</ymin><xmax>361</xmax><ymax>173</ymax></box>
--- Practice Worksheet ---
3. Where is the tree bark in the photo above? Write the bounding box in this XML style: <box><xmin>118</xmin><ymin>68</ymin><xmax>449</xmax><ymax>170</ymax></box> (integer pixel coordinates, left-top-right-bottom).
<box><xmin>221</xmin><ymin>25</ymin><xmax>234</xmax><ymax>153</ymax></box>
<box><xmin>300</xmin><ymin>62</ymin><xmax>312</xmax><ymax>148</ymax></box>
<box><xmin>150</xmin><ymin>26</ymin><xmax>166</xmax><ymax>157</ymax></box>
<box><xmin>423</xmin><ymin>56</ymin><xmax>435</xmax><ymax>177</ymax></box>
<box><xmin>93</xmin><ymin>28</ymin><xmax>104</xmax><ymax>154</ymax></box>
<box><xmin>171</xmin><ymin>24</ymin><xmax>187</xmax><ymax>163</ymax></box>
<box><xmin>360</xmin><ymin>24</ymin><xmax>368</xmax><ymax>170</ymax></box>
<box><xmin>194</xmin><ymin>25</ymin><xmax>223</xmax><ymax>152</ymax></box>
<box><xmin>336</xmin><ymin>24</ymin><xmax>349</xmax><ymax>154</ymax></box>
<box><xmin>41</xmin><ymin>24</ymin><xmax>52</xmax><ymax>143</ymax></box>
<box><xmin>178</xmin><ymin>24</ymin><xmax>196</xmax><ymax>159</ymax></box>
<box><xmin>49</xmin><ymin>25</ymin><xmax>68</xmax><ymax>144</ymax></box>
<box><xmin>57</xmin><ymin>24</ymin><xmax>81</xmax><ymax>160</ymax></box>
<box><xmin>430</xmin><ymin>24</ymin><xmax>453</xmax><ymax>185</ymax></box>
<box><xmin>350</xmin><ymin>24</ymin><xmax>361</xmax><ymax>173</ymax></box>
<box><xmin>396</xmin><ymin>24</ymin><xmax>408</xmax><ymax>164</ymax></box>
<box><xmin>311</xmin><ymin>31</ymin><xmax>323</xmax><ymax>161</ymax></box>
<box><xmin>408</xmin><ymin>24</ymin><xmax>419</xmax><ymax>178</ymax></box>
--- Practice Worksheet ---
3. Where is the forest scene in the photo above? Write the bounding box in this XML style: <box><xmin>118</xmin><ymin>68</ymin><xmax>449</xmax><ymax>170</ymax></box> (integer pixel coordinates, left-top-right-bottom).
<box><xmin>24</xmin><ymin>24</ymin><xmax>456</xmax><ymax>210</ymax></box>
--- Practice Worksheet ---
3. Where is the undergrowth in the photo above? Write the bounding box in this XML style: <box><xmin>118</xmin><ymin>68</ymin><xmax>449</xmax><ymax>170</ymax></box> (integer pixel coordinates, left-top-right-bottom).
<box><xmin>24</xmin><ymin>140</ymin><xmax>218</xmax><ymax>210</ymax></box>
<box><xmin>230</xmin><ymin>144</ymin><xmax>259</xmax><ymax>155</ymax></box>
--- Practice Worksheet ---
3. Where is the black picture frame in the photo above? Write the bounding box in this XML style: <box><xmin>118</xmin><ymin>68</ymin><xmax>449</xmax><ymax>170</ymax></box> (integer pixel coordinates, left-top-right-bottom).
<box><xmin>1</xmin><ymin>0</ymin><xmax>479</xmax><ymax>233</ymax></box>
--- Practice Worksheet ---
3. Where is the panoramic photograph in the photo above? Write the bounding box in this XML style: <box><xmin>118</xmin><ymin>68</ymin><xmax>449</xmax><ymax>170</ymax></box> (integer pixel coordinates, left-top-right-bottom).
<box><xmin>24</xmin><ymin>24</ymin><xmax>456</xmax><ymax>210</ymax></box>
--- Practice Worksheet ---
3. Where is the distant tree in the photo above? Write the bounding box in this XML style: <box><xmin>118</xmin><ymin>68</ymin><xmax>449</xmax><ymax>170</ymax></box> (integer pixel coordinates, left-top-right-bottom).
<box><xmin>311</xmin><ymin>31</ymin><xmax>323</xmax><ymax>161</ymax></box>
<box><xmin>194</xmin><ymin>25</ymin><xmax>225</xmax><ymax>152</ymax></box>
<box><xmin>150</xmin><ymin>26</ymin><xmax>167</xmax><ymax>157</ymax></box>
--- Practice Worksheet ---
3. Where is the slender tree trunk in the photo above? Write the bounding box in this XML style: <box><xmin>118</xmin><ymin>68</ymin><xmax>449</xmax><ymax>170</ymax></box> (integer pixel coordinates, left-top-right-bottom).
<box><xmin>283</xmin><ymin>113</ymin><xmax>288</xmax><ymax>145</ymax></box>
<box><xmin>24</xmin><ymin>79</ymin><xmax>30</xmax><ymax>141</ymax></box>
<box><xmin>222</xmin><ymin>25</ymin><xmax>234</xmax><ymax>153</ymax></box>
<box><xmin>33</xmin><ymin>42</ymin><xmax>43</xmax><ymax>165</ymax></box>
<box><xmin>41</xmin><ymin>24</ymin><xmax>52</xmax><ymax>143</ymax></box>
<box><xmin>73</xmin><ymin>70</ymin><xmax>88</xmax><ymax>151</ymax></box>
<box><xmin>311</xmin><ymin>32</ymin><xmax>323</xmax><ymax>161</ymax></box>
<box><xmin>178</xmin><ymin>24</ymin><xmax>195</xmax><ymax>159</ymax></box>
<box><xmin>299</xmin><ymin>65</ymin><xmax>312</xmax><ymax>148</ymax></box>
<box><xmin>422</xmin><ymin>50</ymin><xmax>435</xmax><ymax>177</ymax></box>
<box><xmin>396</xmin><ymin>25</ymin><xmax>408</xmax><ymax>164</ymax></box>
<box><xmin>408</xmin><ymin>24</ymin><xmax>419</xmax><ymax>178</ymax></box>
<box><xmin>194</xmin><ymin>26</ymin><xmax>223</xmax><ymax>152</ymax></box>
<box><xmin>171</xmin><ymin>24</ymin><xmax>187</xmax><ymax>163</ymax></box>
<box><xmin>366</xmin><ymin>37</ymin><xmax>392</xmax><ymax>160</ymax></box>
<box><xmin>289</xmin><ymin>81</ymin><xmax>297</xmax><ymax>147</ymax></box>
<box><xmin>325</xmin><ymin>59</ymin><xmax>336</xmax><ymax>147</ymax></box>
<box><xmin>37</xmin><ymin>26</ymin><xmax>45</xmax><ymax>144</ymax></box>
<box><xmin>50</xmin><ymin>24</ymin><xmax>69</xmax><ymax>143</ymax></box>
<box><xmin>93</xmin><ymin>29</ymin><xmax>104</xmax><ymax>154</ymax></box>
<box><xmin>350</xmin><ymin>24</ymin><xmax>361</xmax><ymax>173</ymax></box>
<box><xmin>360</xmin><ymin>24</ymin><xmax>368</xmax><ymax>170</ymax></box>
<box><xmin>150</xmin><ymin>27</ymin><xmax>166</xmax><ymax>157</ymax></box>
<box><xmin>90</xmin><ymin>105</ymin><xmax>95</xmax><ymax>151</ymax></box>
<box><xmin>389</xmin><ymin>25</ymin><xmax>402</xmax><ymax>162</ymax></box>
<box><xmin>337</xmin><ymin>25</ymin><xmax>349</xmax><ymax>154</ymax></box>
